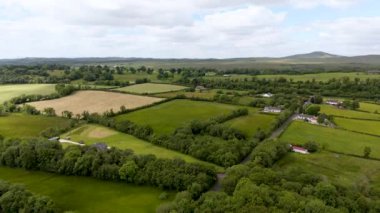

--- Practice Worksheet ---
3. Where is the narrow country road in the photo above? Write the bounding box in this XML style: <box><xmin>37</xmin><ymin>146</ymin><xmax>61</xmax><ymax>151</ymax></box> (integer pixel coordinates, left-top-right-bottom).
<box><xmin>58</xmin><ymin>139</ymin><xmax>85</xmax><ymax>146</ymax></box>
<box><xmin>210</xmin><ymin>113</ymin><xmax>297</xmax><ymax>192</ymax></box>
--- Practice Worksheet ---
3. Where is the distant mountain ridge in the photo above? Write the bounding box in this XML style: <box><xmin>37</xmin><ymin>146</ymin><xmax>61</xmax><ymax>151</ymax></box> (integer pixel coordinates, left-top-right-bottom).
<box><xmin>283</xmin><ymin>51</ymin><xmax>343</xmax><ymax>59</ymax></box>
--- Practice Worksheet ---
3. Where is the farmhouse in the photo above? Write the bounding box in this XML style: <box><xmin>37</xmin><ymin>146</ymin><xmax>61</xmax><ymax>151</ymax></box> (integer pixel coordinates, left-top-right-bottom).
<box><xmin>291</xmin><ymin>145</ymin><xmax>309</xmax><ymax>154</ymax></box>
<box><xmin>195</xmin><ymin>85</ymin><xmax>208</xmax><ymax>92</ymax></box>
<box><xmin>295</xmin><ymin>114</ymin><xmax>318</xmax><ymax>124</ymax></box>
<box><xmin>263</xmin><ymin>106</ymin><xmax>282</xmax><ymax>113</ymax></box>
<box><xmin>261</xmin><ymin>93</ymin><xmax>273</xmax><ymax>98</ymax></box>
<box><xmin>326</xmin><ymin>100</ymin><xmax>342</xmax><ymax>106</ymax></box>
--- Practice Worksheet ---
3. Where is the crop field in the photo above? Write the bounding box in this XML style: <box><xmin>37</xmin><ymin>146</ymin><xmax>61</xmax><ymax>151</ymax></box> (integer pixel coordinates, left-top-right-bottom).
<box><xmin>280</xmin><ymin>121</ymin><xmax>380</xmax><ymax>158</ymax></box>
<box><xmin>0</xmin><ymin>113</ymin><xmax>71</xmax><ymax>138</ymax></box>
<box><xmin>115</xmin><ymin>99</ymin><xmax>244</xmax><ymax>135</ymax></box>
<box><xmin>113</xmin><ymin>73</ymin><xmax>182</xmax><ymax>83</ymax></box>
<box><xmin>62</xmin><ymin>124</ymin><xmax>223</xmax><ymax>172</ymax></box>
<box><xmin>0</xmin><ymin>84</ymin><xmax>56</xmax><ymax>103</ymax></box>
<box><xmin>225</xmin><ymin>110</ymin><xmax>277</xmax><ymax>138</ymax></box>
<box><xmin>114</xmin><ymin>83</ymin><xmax>187</xmax><ymax>94</ymax></box>
<box><xmin>204</xmin><ymin>72</ymin><xmax>380</xmax><ymax>82</ymax></box>
<box><xmin>335</xmin><ymin>117</ymin><xmax>380</xmax><ymax>136</ymax></box>
<box><xmin>275</xmin><ymin>152</ymin><xmax>380</xmax><ymax>190</ymax></box>
<box><xmin>319</xmin><ymin>105</ymin><xmax>380</xmax><ymax>120</ymax></box>
<box><xmin>0</xmin><ymin>167</ymin><xmax>170</xmax><ymax>213</ymax></box>
<box><xmin>28</xmin><ymin>90</ymin><xmax>164</xmax><ymax>115</ymax></box>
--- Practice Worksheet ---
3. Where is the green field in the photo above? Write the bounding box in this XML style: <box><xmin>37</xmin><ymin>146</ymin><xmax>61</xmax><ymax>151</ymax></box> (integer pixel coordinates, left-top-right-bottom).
<box><xmin>320</xmin><ymin>105</ymin><xmax>380</xmax><ymax>120</ymax></box>
<box><xmin>0</xmin><ymin>114</ymin><xmax>72</xmax><ymax>138</ymax></box>
<box><xmin>275</xmin><ymin>152</ymin><xmax>380</xmax><ymax>190</ymax></box>
<box><xmin>114</xmin><ymin>83</ymin><xmax>187</xmax><ymax>94</ymax></box>
<box><xmin>335</xmin><ymin>117</ymin><xmax>380</xmax><ymax>136</ymax></box>
<box><xmin>205</xmin><ymin>72</ymin><xmax>380</xmax><ymax>82</ymax></box>
<box><xmin>359</xmin><ymin>102</ymin><xmax>380</xmax><ymax>113</ymax></box>
<box><xmin>115</xmin><ymin>100</ymin><xmax>243</xmax><ymax>135</ymax></box>
<box><xmin>113</xmin><ymin>73</ymin><xmax>181</xmax><ymax>83</ymax></box>
<box><xmin>62</xmin><ymin>124</ymin><xmax>223</xmax><ymax>172</ymax></box>
<box><xmin>225</xmin><ymin>110</ymin><xmax>277</xmax><ymax>138</ymax></box>
<box><xmin>280</xmin><ymin>121</ymin><xmax>380</xmax><ymax>158</ymax></box>
<box><xmin>0</xmin><ymin>84</ymin><xmax>56</xmax><ymax>103</ymax></box>
<box><xmin>0</xmin><ymin>167</ymin><xmax>170</xmax><ymax>213</ymax></box>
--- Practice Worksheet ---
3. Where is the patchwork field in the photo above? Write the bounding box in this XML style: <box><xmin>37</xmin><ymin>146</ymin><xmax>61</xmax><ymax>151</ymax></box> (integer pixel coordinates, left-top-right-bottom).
<box><xmin>0</xmin><ymin>84</ymin><xmax>56</xmax><ymax>103</ymax></box>
<box><xmin>62</xmin><ymin>124</ymin><xmax>223</xmax><ymax>172</ymax></box>
<box><xmin>225</xmin><ymin>110</ymin><xmax>277</xmax><ymax>138</ymax></box>
<box><xmin>28</xmin><ymin>90</ymin><xmax>164</xmax><ymax>115</ymax></box>
<box><xmin>335</xmin><ymin>117</ymin><xmax>380</xmax><ymax>136</ymax></box>
<box><xmin>115</xmin><ymin>83</ymin><xmax>187</xmax><ymax>94</ymax></box>
<box><xmin>0</xmin><ymin>167</ymin><xmax>170</xmax><ymax>213</ymax></box>
<box><xmin>113</xmin><ymin>73</ymin><xmax>182</xmax><ymax>83</ymax></box>
<box><xmin>319</xmin><ymin>104</ymin><xmax>380</xmax><ymax>120</ymax></box>
<box><xmin>115</xmin><ymin>99</ymin><xmax>244</xmax><ymax>135</ymax></box>
<box><xmin>275</xmin><ymin>152</ymin><xmax>380</xmax><ymax>190</ymax></box>
<box><xmin>0</xmin><ymin>113</ymin><xmax>71</xmax><ymax>138</ymax></box>
<box><xmin>280</xmin><ymin>121</ymin><xmax>380</xmax><ymax>158</ymax></box>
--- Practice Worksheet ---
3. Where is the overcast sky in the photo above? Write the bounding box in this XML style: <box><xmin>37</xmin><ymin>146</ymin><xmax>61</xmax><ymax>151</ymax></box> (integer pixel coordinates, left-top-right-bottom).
<box><xmin>1</xmin><ymin>0</ymin><xmax>379</xmax><ymax>58</ymax></box>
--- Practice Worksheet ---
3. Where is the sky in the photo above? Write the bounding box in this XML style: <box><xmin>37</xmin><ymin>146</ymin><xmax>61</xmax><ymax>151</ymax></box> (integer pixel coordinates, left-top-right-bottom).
<box><xmin>0</xmin><ymin>0</ymin><xmax>379</xmax><ymax>58</ymax></box>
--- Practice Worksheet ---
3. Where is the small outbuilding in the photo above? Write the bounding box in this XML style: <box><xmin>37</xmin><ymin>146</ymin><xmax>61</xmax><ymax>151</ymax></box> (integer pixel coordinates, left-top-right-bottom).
<box><xmin>263</xmin><ymin>106</ymin><xmax>282</xmax><ymax>113</ymax></box>
<box><xmin>325</xmin><ymin>100</ymin><xmax>342</xmax><ymax>106</ymax></box>
<box><xmin>195</xmin><ymin>85</ymin><xmax>208</xmax><ymax>92</ymax></box>
<box><xmin>261</xmin><ymin>93</ymin><xmax>274</xmax><ymax>98</ymax></box>
<box><xmin>291</xmin><ymin>145</ymin><xmax>309</xmax><ymax>154</ymax></box>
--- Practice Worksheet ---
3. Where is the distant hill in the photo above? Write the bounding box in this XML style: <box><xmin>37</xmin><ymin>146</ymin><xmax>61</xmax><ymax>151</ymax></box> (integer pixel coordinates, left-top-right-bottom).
<box><xmin>283</xmin><ymin>51</ymin><xmax>343</xmax><ymax>59</ymax></box>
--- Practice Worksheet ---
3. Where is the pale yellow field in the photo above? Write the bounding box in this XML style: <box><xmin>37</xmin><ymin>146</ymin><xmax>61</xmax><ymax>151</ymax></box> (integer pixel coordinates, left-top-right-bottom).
<box><xmin>28</xmin><ymin>90</ymin><xmax>164</xmax><ymax>115</ymax></box>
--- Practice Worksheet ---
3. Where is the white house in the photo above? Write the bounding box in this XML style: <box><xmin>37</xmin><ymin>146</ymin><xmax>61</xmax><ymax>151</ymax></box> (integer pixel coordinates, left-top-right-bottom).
<box><xmin>295</xmin><ymin>114</ymin><xmax>318</xmax><ymax>124</ymax></box>
<box><xmin>263</xmin><ymin>106</ymin><xmax>282</xmax><ymax>113</ymax></box>
<box><xmin>261</xmin><ymin>93</ymin><xmax>273</xmax><ymax>98</ymax></box>
<box><xmin>326</xmin><ymin>100</ymin><xmax>342</xmax><ymax>106</ymax></box>
<box><xmin>291</xmin><ymin>145</ymin><xmax>309</xmax><ymax>154</ymax></box>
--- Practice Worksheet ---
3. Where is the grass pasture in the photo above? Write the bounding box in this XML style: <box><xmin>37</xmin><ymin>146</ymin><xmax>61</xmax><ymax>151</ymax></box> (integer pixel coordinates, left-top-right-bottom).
<box><xmin>0</xmin><ymin>167</ymin><xmax>170</xmax><ymax>213</ymax></box>
<box><xmin>319</xmin><ymin>105</ymin><xmax>380</xmax><ymax>120</ymax></box>
<box><xmin>0</xmin><ymin>113</ymin><xmax>71</xmax><ymax>138</ymax></box>
<box><xmin>0</xmin><ymin>84</ymin><xmax>56</xmax><ymax>103</ymax></box>
<box><xmin>115</xmin><ymin>83</ymin><xmax>187</xmax><ymax>94</ymax></box>
<box><xmin>116</xmin><ymin>99</ymin><xmax>244</xmax><ymax>135</ymax></box>
<box><xmin>28</xmin><ymin>90</ymin><xmax>164</xmax><ymax>115</ymax></box>
<box><xmin>62</xmin><ymin>124</ymin><xmax>223</xmax><ymax>172</ymax></box>
<box><xmin>359</xmin><ymin>102</ymin><xmax>380</xmax><ymax>113</ymax></box>
<box><xmin>275</xmin><ymin>152</ymin><xmax>380</xmax><ymax>190</ymax></box>
<box><xmin>335</xmin><ymin>117</ymin><xmax>380</xmax><ymax>137</ymax></box>
<box><xmin>225</xmin><ymin>110</ymin><xmax>277</xmax><ymax>138</ymax></box>
<box><xmin>280</xmin><ymin>121</ymin><xmax>380</xmax><ymax>158</ymax></box>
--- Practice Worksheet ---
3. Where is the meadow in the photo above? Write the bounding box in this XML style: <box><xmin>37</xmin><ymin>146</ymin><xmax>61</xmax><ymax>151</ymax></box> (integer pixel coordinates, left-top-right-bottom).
<box><xmin>114</xmin><ymin>83</ymin><xmax>187</xmax><ymax>94</ymax></box>
<box><xmin>62</xmin><ymin>124</ymin><xmax>223</xmax><ymax>172</ymax></box>
<box><xmin>115</xmin><ymin>99</ymin><xmax>244</xmax><ymax>135</ymax></box>
<box><xmin>359</xmin><ymin>102</ymin><xmax>380</xmax><ymax>113</ymax></box>
<box><xmin>319</xmin><ymin>104</ymin><xmax>380</xmax><ymax>120</ymax></box>
<box><xmin>113</xmin><ymin>72</ymin><xmax>182</xmax><ymax>83</ymax></box>
<box><xmin>0</xmin><ymin>167</ymin><xmax>170</xmax><ymax>213</ymax></box>
<box><xmin>0</xmin><ymin>113</ymin><xmax>71</xmax><ymax>138</ymax></box>
<box><xmin>280</xmin><ymin>121</ymin><xmax>380</xmax><ymax>158</ymax></box>
<box><xmin>0</xmin><ymin>84</ymin><xmax>56</xmax><ymax>103</ymax></box>
<box><xmin>225</xmin><ymin>110</ymin><xmax>277</xmax><ymax>138</ymax></box>
<box><xmin>28</xmin><ymin>90</ymin><xmax>164</xmax><ymax>115</ymax></box>
<box><xmin>335</xmin><ymin>117</ymin><xmax>380</xmax><ymax>136</ymax></box>
<box><xmin>275</xmin><ymin>152</ymin><xmax>380</xmax><ymax>190</ymax></box>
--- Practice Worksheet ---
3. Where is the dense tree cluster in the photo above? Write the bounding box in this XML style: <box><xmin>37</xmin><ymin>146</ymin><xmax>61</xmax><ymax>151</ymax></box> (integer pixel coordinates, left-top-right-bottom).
<box><xmin>0</xmin><ymin>180</ymin><xmax>56</xmax><ymax>213</ymax></box>
<box><xmin>0</xmin><ymin>138</ymin><xmax>216</xmax><ymax>193</ymax></box>
<box><xmin>193</xmin><ymin>77</ymin><xmax>380</xmax><ymax>100</ymax></box>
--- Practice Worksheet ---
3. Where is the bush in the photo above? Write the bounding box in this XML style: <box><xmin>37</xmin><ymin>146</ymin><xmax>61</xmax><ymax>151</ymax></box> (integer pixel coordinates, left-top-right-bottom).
<box><xmin>304</xmin><ymin>141</ymin><xmax>319</xmax><ymax>153</ymax></box>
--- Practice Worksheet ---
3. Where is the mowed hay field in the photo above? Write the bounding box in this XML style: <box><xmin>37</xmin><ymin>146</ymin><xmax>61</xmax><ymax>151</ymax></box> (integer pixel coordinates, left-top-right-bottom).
<box><xmin>116</xmin><ymin>99</ymin><xmax>244</xmax><ymax>135</ymax></box>
<box><xmin>62</xmin><ymin>124</ymin><xmax>223</xmax><ymax>172</ymax></box>
<box><xmin>335</xmin><ymin>117</ymin><xmax>380</xmax><ymax>136</ymax></box>
<box><xmin>280</xmin><ymin>121</ymin><xmax>380</xmax><ymax>158</ymax></box>
<box><xmin>0</xmin><ymin>84</ymin><xmax>56</xmax><ymax>103</ymax></box>
<box><xmin>319</xmin><ymin>105</ymin><xmax>380</xmax><ymax>120</ymax></box>
<box><xmin>0</xmin><ymin>114</ymin><xmax>71</xmax><ymax>138</ymax></box>
<box><xmin>115</xmin><ymin>83</ymin><xmax>187</xmax><ymax>94</ymax></box>
<box><xmin>0</xmin><ymin>167</ymin><xmax>170</xmax><ymax>213</ymax></box>
<box><xmin>225</xmin><ymin>109</ymin><xmax>277</xmax><ymax>138</ymax></box>
<box><xmin>28</xmin><ymin>90</ymin><xmax>164</xmax><ymax>115</ymax></box>
<box><xmin>275</xmin><ymin>152</ymin><xmax>380</xmax><ymax>190</ymax></box>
